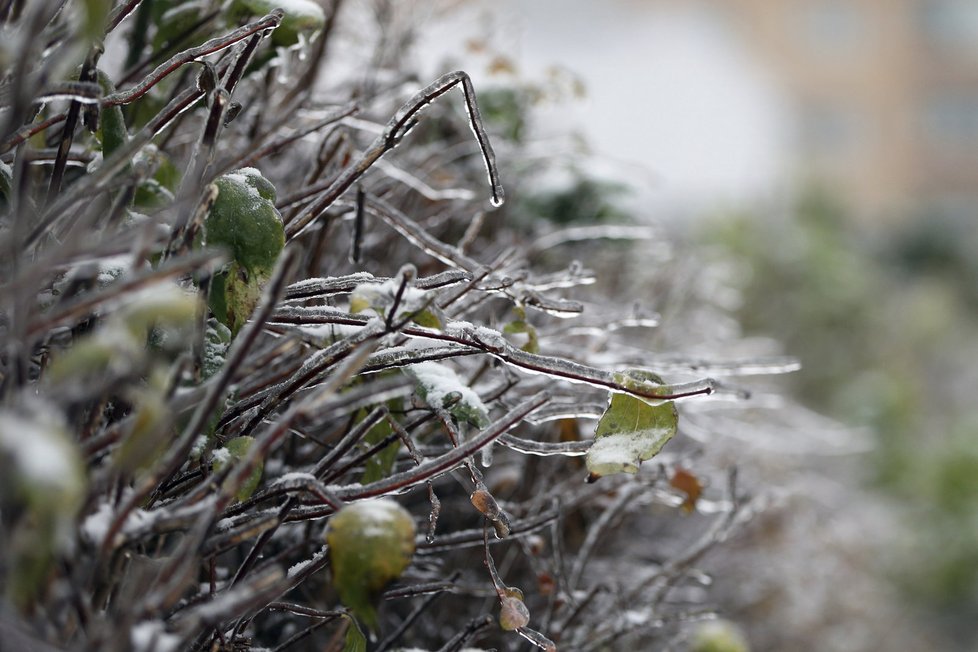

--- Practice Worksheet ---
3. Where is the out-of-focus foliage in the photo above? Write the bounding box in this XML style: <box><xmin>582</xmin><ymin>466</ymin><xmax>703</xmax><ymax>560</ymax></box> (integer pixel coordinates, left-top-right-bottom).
<box><xmin>703</xmin><ymin>189</ymin><xmax>978</xmax><ymax>641</ymax></box>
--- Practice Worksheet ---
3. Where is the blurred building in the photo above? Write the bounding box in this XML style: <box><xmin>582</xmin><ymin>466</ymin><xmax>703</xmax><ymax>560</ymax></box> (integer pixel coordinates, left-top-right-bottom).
<box><xmin>686</xmin><ymin>0</ymin><xmax>978</xmax><ymax>223</ymax></box>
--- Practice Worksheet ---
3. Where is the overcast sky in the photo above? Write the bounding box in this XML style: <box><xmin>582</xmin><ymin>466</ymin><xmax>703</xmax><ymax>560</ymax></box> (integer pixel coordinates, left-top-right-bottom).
<box><xmin>416</xmin><ymin>0</ymin><xmax>791</xmax><ymax>219</ymax></box>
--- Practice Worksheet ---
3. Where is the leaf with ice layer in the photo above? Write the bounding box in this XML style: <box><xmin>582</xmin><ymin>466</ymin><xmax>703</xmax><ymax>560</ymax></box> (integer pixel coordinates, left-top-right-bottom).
<box><xmin>204</xmin><ymin>168</ymin><xmax>284</xmax><ymax>335</ymax></box>
<box><xmin>586</xmin><ymin>371</ymin><xmax>679</xmax><ymax>480</ymax></box>
<box><xmin>405</xmin><ymin>361</ymin><xmax>490</xmax><ymax>428</ymax></box>
<box><xmin>46</xmin><ymin>282</ymin><xmax>198</xmax><ymax>383</ymax></box>
<box><xmin>326</xmin><ymin>499</ymin><xmax>416</xmax><ymax>633</ymax></box>
<box><xmin>95</xmin><ymin>71</ymin><xmax>127</xmax><ymax>158</ymax></box>
<box><xmin>114</xmin><ymin>370</ymin><xmax>173</xmax><ymax>474</ymax></box>
<box><xmin>499</xmin><ymin>594</ymin><xmax>530</xmax><ymax>631</ymax></box>
<box><xmin>152</xmin><ymin>1</ymin><xmax>208</xmax><ymax>52</ymax></box>
<box><xmin>134</xmin><ymin>146</ymin><xmax>180</xmax><ymax>209</ymax></box>
<box><xmin>503</xmin><ymin>306</ymin><xmax>539</xmax><ymax>353</ymax></box>
<box><xmin>201</xmin><ymin>321</ymin><xmax>231</xmax><ymax>380</ymax></box>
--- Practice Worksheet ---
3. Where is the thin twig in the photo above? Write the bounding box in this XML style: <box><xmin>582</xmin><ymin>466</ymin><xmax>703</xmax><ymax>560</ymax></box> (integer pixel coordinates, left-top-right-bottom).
<box><xmin>286</xmin><ymin>71</ymin><xmax>504</xmax><ymax>240</ymax></box>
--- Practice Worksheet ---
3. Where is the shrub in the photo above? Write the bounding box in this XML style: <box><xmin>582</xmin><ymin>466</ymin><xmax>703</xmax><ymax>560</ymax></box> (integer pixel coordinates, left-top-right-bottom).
<box><xmin>0</xmin><ymin>2</ymin><xmax>784</xmax><ymax>650</ymax></box>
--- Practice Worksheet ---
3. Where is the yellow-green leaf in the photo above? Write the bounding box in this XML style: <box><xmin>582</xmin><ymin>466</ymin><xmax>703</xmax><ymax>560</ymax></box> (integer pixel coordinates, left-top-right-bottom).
<box><xmin>342</xmin><ymin>615</ymin><xmax>367</xmax><ymax>652</ymax></box>
<box><xmin>410</xmin><ymin>308</ymin><xmax>442</xmax><ymax>330</ymax></box>
<box><xmin>691</xmin><ymin>619</ymin><xmax>751</xmax><ymax>652</ymax></box>
<box><xmin>499</xmin><ymin>594</ymin><xmax>530</xmax><ymax>631</ymax></box>
<box><xmin>326</xmin><ymin>499</ymin><xmax>416</xmax><ymax>633</ymax></box>
<box><xmin>586</xmin><ymin>371</ymin><xmax>678</xmax><ymax>480</ymax></box>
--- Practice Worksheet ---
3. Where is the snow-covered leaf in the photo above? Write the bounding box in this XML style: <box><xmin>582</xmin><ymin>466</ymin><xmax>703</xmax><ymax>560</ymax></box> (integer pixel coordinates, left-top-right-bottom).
<box><xmin>405</xmin><ymin>361</ymin><xmax>489</xmax><ymax>427</ymax></box>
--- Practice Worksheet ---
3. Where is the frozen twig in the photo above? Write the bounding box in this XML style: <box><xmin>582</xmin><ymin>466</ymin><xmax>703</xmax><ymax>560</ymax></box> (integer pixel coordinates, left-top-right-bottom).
<box><xmin>270</xmin><ymin>308</ymin><xmax>735</xmax><ymax>404</ymax></box>
<box><xmin>286</xmin><ymin>70</ymin><xmax>504</xmax><ymax>239</ymax></box>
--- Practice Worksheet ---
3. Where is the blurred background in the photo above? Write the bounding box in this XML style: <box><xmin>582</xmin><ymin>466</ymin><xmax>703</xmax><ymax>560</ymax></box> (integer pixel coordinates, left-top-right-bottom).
<box><xmin>326</xmin><ymin>1</ymin><xmax>978</xmax><ymax>649</ymax></box>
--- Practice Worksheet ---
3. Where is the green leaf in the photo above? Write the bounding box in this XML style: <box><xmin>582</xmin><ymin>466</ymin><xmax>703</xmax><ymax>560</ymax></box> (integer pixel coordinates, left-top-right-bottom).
<box><xmin>410</xmin><ymin>308</ymin><xmax>442</xmax><ymax>330</ymax></box>
<box><xmin>342</xmin><ymin>615</ymin><xmax>367</xmax><ymax>652</ymax></box>
<box><xmin>121</xmin><ymin>282</ymin><xmax>199</xmax><ymax>337</ymax></box>
<box><xmin>361</xmin><ymin>414</ymin><xmax>399</xmax><ymax>484</ymax></box>
<box><xmin>406</xmin><ymin>362</ymin><xmax>490</xmax><ymax>428</ymax></box>
<box><xmin>206</xmin><ymin>170</ymin><xmax>285</xmax><ymax>272</ymax></box>
<box><xmin>229</xmin><ymin>0</ymin><xmax>326</xmax><ymax>47</ymax></box>
<box><xmin>326</xmin><ymin>499</ymin><xmax>416</xmax><ymax>633</ymax></box>
<box><xmin>151</xmin><ymin>1</ymin><xmax>207</xmax><ymax>52</ymax></box>
<box><xmin>82</xmin><ymin>0</ymin><xmax>111</xmax><ymax>41</ymax></box>
<box><xmin>95</xmin><ymin>71</ymin><xmax>127</xmax><ymax>158</ymax></box>
<box><xmin>212</xmin><ymin>436</ymin><xmax>263</xmax><ymax>502</ymax></box>
<box><xmin>503</xmin><ymin>319</ymin><xmax>539</xmax><ymax>353</ymax></box>
<box><xmin>586</xmin><ymin>371</ymin><xmax>679</xmax><ymax>479</ymax></box>
<box><xmin>203</xmin><ymin>169</ymin><xmax>285</xmax><ymax>335</ymax></box>
<box><xmin>503</xmin><ymin>304</ymin><xmax>539</xmax><ymax>353</ymax></box>
<box><xmin>134</xmin><ymin>147</ymin><xmax>180</xmax><ymax>209</ymax></box>
<box><xmin>114</xmin><ymin>371</ymin><xmax>172</xmax><ymax>474</ymax></box>
<box><xmin>0</xmin><ymin>405</ymin><xmax>85</xmax><ymax>608</ymax></box>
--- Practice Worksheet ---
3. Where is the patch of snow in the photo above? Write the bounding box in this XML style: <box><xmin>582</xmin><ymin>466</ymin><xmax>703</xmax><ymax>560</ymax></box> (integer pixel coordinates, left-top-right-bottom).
<box><xmin>473</xmin><ymin>326</ymin><xmax>506</xmax><ymax>351</ymax></box>
<box><xmin>221</xmin><ymin>169</ymin><xmax>264</xmax><ymax>211</ymax></box>
<box><xmin>81</xmin><ymin>500</ymin><xmax>158</xmax><ymax>545</ymax></box>
<box><xmin>586</xmin><ymin>432</ymin><xmax>652</xmax><ymax>475</ymax></box>
<box><xmin>287</xmin><ymin>544</ymin><xmax>328</xmax><ymax>578</ymax></box>
<box><xmin>190</xmin><ymin>435</ymin><xmax>208</xmax><ymax>459</ymax></box>
<box><xmin>444</xmin><ymin>320</ymin><xmax>474</xmax><ymax>338</ymax></box>
<box><xmin>0</xmin><ymin>409</ymin><xmax>80</xmax><ymax>489</ymax></box>
<box><xmin>131</xmin><ymin>621</ymin><xmax>182</xmax><ymax>652</ymax></box>
<box><xmin>343</xmin><ymin>498</ymin><xmax>412</xmax><ymax>539</ymax></box>
<box><xmin>211</xmin><ymin>447</ymin><xmax>231</xmax><ymax>466</ymax></box>
<box><xmin>96</xmin><ymin>254</ymin><xmax>133</xmax><ymax>284</ymax></box>
<box><xmin>274</xmin><ymin>471</ymin><xmax>317</xmax><ymax>486</ymax></box>
<box><xmin>351</xmin><ymin>278</ymin><xmax>430</xmax><ymax>314</ymax></box>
